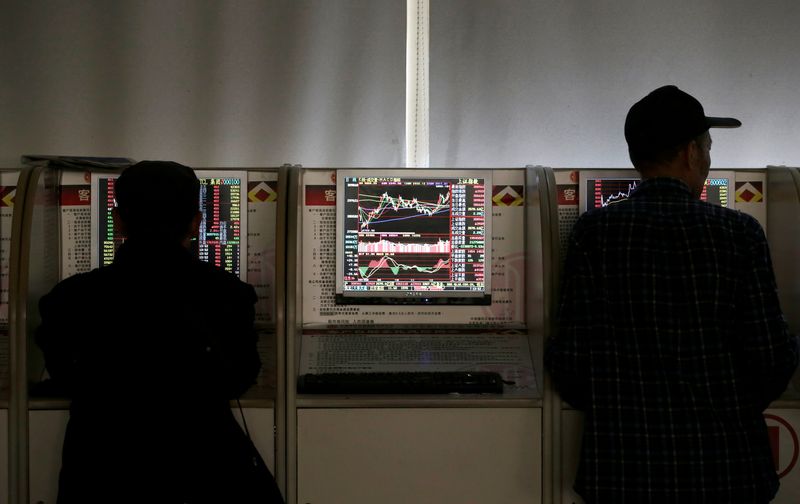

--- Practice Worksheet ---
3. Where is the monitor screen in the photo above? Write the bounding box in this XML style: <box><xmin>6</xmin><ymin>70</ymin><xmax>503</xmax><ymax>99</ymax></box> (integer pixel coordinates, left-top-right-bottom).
<box><xmin>95</xmin><ymin>174</ymin><xmax>124</xmax><ymax>267</ymax></box>
<box><xmin>90</xmin><ymin>170</ymin><xmax>248</xmax><ymax>279</ymax></box>
<box><xmin>335</xmin><ymin>169</ymin><xmax>491</xmax><ymax>304</ymax></box>
<box><xmin>583</xmin><ymin>177</ymin><xmax>640</xmax><ymax>212</ymax></box>
<box><xmin>700</xmin><ymin>176</ymin><xmax>730</xmax><ymax>207</ymax></box>
<box><xmin>579</xmin><ymin>170</ymin><xmax>734</xmax><ymax>213</ymax></box>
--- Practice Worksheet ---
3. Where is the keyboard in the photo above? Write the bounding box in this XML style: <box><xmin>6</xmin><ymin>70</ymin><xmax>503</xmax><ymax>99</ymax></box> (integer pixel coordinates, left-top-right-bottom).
<box><xmin>297</xmin><ymin>371</ymin><xmax>504</xmax><ymax>394</ymax></box>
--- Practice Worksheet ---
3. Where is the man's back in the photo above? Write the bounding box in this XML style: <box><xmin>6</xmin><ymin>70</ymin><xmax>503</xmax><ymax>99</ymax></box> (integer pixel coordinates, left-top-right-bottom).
<box><xmin>548</xmin><ymin>177</ymin><xmax>798</xmax><ymax>503</ymax></box>
<box><xmin>36</xmin><ymin>239</ymin><xmax>265</xmax><ymax>502</ymax></box>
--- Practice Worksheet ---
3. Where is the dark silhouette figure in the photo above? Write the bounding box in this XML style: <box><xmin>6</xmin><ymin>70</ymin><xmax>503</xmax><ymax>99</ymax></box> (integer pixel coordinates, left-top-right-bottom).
<box><xmin>546</xmin><ymin>86</ymin><xmax>798</xmax><ymax>503</ymax></box>
<box><xmin>36</xmin><ymin>161</ymin><xmax>283</xmax><ymax>503</ymax></box>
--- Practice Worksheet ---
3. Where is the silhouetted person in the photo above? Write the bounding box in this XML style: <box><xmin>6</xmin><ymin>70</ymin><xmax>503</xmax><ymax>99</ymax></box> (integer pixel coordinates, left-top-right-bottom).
<box><xmin>36</xmin><ymin>161</ymin><xmax>283</xmax><ymax>503</ymax></box>
<box><xmin>546</xmin><ymin>86</ymin><xmax>798</xmax><ymax>503</ymax></box>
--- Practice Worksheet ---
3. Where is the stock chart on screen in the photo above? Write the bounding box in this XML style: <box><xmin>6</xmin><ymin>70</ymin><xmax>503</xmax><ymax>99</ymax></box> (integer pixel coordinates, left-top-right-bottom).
<box><xmin>336</xmin><ymin>171</ymin><xmax>491</xmax><ymax>304</ymax></box>
<box><xmin>583</xmin><ymin>176</ymin><xmax>731</xmax><ymax>212</ymax></box>
<box><xmin>92</xmin><ymin>171</ymin><xmax>246</xmax><ymax>279</ymax></box>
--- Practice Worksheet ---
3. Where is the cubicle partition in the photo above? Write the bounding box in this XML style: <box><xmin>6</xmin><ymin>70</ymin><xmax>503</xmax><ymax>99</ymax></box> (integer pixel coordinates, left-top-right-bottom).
<box><xmin>768</xmin><ymin>166</ymin><xmax>800</xmax><ymax>359</ymax></box>
<box><xmin>284</xmin><ymin>166</ymin><xmax>558</xmax><ymax>504</ymax></box>
<box><xmin>9</xmin><ymin>159</ymin><xmax>286</xmax><ymax>503</ymax></box>
<box><xmin>763</xmin><ymin>165</ymin><xmax>800</xmax><ymax>504</ymax></box>
<box><xmin>2</xmin><ymin>168</ymin><xmax>24</xmax><ymax>504</ymax></box>
<box><xmin>7</xmin><ymin>161</ymin><xmax>791</xmax><ymax>503</ymax></box>
<box><xmin>553</xmin><ymin>166</ymin><xmax>800</xmax><ymax>504</ymax></box>
<box><xmin>12</xmin><ymin>160</ymin><xmax>61</xmax><ymax>504</ymax></box>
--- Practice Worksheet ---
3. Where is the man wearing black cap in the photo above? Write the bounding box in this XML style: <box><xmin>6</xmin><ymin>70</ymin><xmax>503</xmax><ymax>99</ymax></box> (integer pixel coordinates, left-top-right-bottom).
<box><xmin>36</xmin><ymin>161</ymin><xmax>283</xmax><ymax>503</ymax></box>
<box><xmin>546</xmin><ymin>86</ymin><xmax>798</xmax><ymax>503</ymax></box>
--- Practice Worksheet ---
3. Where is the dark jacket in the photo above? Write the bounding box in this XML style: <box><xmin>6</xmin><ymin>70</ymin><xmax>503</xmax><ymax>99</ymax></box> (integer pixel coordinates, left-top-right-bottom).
<box><xmin>36</xmin><ymin>239</ymin><xmax>280</xmax><ymax>503</ymax></box>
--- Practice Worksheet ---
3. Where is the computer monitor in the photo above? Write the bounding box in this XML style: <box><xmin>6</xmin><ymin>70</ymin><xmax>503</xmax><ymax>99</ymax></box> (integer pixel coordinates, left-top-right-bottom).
<box><xmin>335</xmin><ymin>169</ymin><xmax>492</xmax><ymax>304</ymax></box>
<box><xmin>90</xmin><ymin>170</ymin><xmax>248</xmax><ymax>280</ymax></box>
<box><xmin>579</xmin><ymin>170</ymin><xmax>734</xmax><ymax>213</ymax></box>
<box><xmin>700</xmin><ymin>174</ymin><xmax>732</xmax><ymax>207</ymax></box>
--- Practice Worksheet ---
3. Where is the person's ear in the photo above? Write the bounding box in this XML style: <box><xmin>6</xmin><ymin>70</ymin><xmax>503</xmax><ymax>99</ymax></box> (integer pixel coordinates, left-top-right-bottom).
<box><xmin>111</xmin><ymin>208</ymin><xmax>128</xmax><ymax>237</ymax></box>
<box><xmin>190</xmin><ymin>211</ymin><xmax>202</xmax><ymax>238</ymax></box>
<box><xmin>679</xmin><ymin>141</ymin><xmax>697</xmax><ymax>173</ymax></box>
<box><xmin>686</xmin><ymin>140</ymin><xmax>702</xmax><ymax>172</ymax></box>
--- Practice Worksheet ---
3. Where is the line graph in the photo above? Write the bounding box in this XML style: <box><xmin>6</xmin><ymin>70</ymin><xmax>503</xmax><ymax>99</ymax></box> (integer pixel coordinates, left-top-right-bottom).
<box><xmin>587</xmin><ymin>179</ymin><xmax>640</xmax><ymax>209</ymax></box>
<box><xmin>358</xmin><ymin>191</ymin><xmax>450</xmax><ymax>230</ymax></box>
<box><xmin>340</xmin><ymin>175</ymin><xmax>489</xmax><ymax>295</ymax></box>
<box><xmin>358</xmin><ymin>255</ymin><xmax>451</xmax><ymax>280</ymax></box>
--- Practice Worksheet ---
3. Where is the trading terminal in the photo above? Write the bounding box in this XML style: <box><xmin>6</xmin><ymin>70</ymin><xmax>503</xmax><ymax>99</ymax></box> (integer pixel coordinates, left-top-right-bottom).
<box><xmin>0</xmin><ymin>152</ymin><xmax>794</xmax><ymax>504</ymax></box>
<box><xmin>7</xmin><ymin>158</ymin><xmax>282</xmax><ymax>503</ymax></box>
<box><xmin>284</xmin><ymin>166</ymin><xmax>550</xmax><ymax>503</ymax></box>
<box><xmin>0</xmin><ymin>161</ymin><xmax>796</xmax><ymax>503</ymax></box>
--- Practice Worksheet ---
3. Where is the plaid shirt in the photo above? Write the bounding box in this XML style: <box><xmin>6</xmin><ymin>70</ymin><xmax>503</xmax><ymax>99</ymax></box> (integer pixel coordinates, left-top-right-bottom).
<box><xmin>546</xmin><ymin>177</ymin><xmax>798</xmax><ymax>504</ymax></box>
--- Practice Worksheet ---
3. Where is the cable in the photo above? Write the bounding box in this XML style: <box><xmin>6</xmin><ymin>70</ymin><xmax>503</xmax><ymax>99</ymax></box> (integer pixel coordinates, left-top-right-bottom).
<box><xmin>236</xmin><ymin>397</ymin><xmax>251</xmax><ymax>440</ymax></box>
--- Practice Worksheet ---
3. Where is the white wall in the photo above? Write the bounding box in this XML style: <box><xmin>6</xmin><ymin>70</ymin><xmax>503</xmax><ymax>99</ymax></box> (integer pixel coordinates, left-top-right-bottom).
<box><xmin>0</xmin><ymin>0</ymin><xmax>406</xmax><ymax>168</ymax></box>
<box><xmin>1</xmin><ymin>0</ymin><xmax>799</xmax><ymax>169</ymax></box>
<box><xmin>431</xmin><ymin>0</ymin><xmax>800</xmax><ymax>168</ymax></box>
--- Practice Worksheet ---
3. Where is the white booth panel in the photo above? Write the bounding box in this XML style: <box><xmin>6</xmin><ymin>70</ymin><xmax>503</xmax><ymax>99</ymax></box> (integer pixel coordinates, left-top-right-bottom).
<box><xmin>297</xmin><ymin>407</ymin><xmax>541</xmax><ymax>504</ymax></box>
<box><xmin>29</xmin><ymin>410</ymin><xmax>69</xmax><ymax>504</ymax></box>
<box><xmin>765</xmin><ymin>409</ymin><xmax>800</xmax><ymax>504</ymax></box>
<box><xmin>28</xmin><ymin>408</ymin><xmax>274</xmax><ymax>503</ymax></box>
<box><xmin>561</xmin><ymin>409</ymin><xmax>585</xmax><ymax>504</ymax></box>
<box><xmin>235</xmin><ymin>408</ymin><xmax>276</xmax><ymax>473</ymax></box>
<box><xmin>0</xmin><ymin>410</ymin><xmax>7</xmax><ymax>502</ymax></box>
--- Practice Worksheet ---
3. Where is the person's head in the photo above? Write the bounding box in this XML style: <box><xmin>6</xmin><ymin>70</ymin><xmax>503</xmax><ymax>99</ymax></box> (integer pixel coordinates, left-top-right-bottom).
<box><xmin>624</xmin><ymin>85</ymin><xmax>740</xmax><ymax>198</ymax></box>
<box><xmin>113</xmin><ymin>161</ymin><xmax>201</xmax><ymax>245</ymax></box>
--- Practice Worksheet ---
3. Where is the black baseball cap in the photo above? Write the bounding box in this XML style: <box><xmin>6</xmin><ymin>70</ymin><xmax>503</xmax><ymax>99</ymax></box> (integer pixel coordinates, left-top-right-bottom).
<box><xmin>625</xmin><ymin>85</ymin><xmax>741</xmax><ymax>160</ymax></box>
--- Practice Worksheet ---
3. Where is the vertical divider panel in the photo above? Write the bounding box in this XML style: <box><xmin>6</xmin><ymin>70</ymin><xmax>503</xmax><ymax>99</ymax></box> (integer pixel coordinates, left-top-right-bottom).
<box><xmin>526</xmin><ymin>165</ymin><xmax>560</xmax><ymax>504</ymax></box>
<box><xmin>10</xmin><ymin>163</ymin><xmax>53</xmax><ymax>504</ymax></box>
<box><xmin>8</xmin><ymin>165</ymin><xmax>34</xmax><ymax>504</ymax></box>
<box><xmin>284</xmin><ymin>167</ymin><xmax>302</xmax><ymax>504</ymax></box>
<box><xmin>273</xmin><ymin>165</ymin><xmax>290</xmax><ymax>497</ymax></box>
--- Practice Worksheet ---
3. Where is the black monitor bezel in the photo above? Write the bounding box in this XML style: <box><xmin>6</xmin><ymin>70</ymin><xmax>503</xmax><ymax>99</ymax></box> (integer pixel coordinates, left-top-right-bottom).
<box><xmin>334</xmin><ymin>169</ymin><xmax>492</xmax><ymax>305</ymax></box>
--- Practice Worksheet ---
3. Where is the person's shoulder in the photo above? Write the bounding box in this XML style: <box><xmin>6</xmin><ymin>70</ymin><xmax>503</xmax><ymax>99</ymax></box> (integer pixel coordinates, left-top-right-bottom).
<box><xmin>730</xmin><ymin>208</ymin><xmax>767</xmax><ymax>240</ymax></box>
<box><xmin>726</xmin><ymin>206</ymin><xmax>763</xmax><ymax>230</ymax></box>
<box><xmin>40</xmin><ymin>267</ymin><xmax>113</xmax><ymax>310</ymax></box>
<box><xmin>695</xmin><ymin>200</ymin><xmax>765</xmax><ymax>233</ymax></box>
<box><xmin>48</xmin><ymin>267</ymin><xmax>109</xmax><ymax>293</ymax></box>
<box><xmin>572</xmin><ymin>204</ymin><xmax>620</xmax><ymax>231</ymax></box>
<box><xmin>192</xmin><ymin>259</ymin><xmax>257</xmax><ymax>301</ymax></box>
<box><xmin>566</xmin><ymin>207</ymin><xmax>616</xmax><ymax>249</ymax></box>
